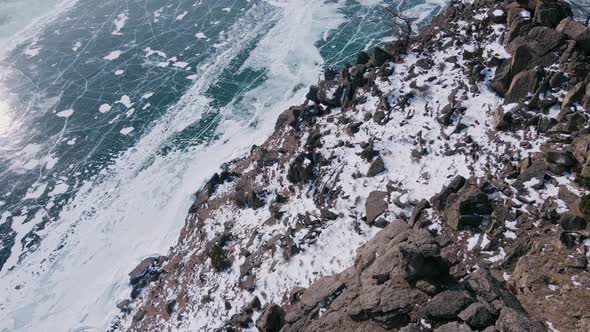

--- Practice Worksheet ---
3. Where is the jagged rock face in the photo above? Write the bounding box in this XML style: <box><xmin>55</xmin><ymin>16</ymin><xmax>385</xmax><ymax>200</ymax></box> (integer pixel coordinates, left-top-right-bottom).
<box><xmin>277</xmin><ymin>221</ymin><xmax>547</xmax><ymax>332</ymax></box>
<box><xmin>116</xmin><ymin>0</ymin><xmax>590</xmax><ymax>331</ymax></box>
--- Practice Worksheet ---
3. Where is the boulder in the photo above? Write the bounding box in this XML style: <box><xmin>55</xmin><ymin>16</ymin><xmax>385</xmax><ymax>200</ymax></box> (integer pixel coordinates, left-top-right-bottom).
<box><xmin>515</xmin><ymin>159</ymin><xmax>546</xmax><ymax>189</ymax></box>
<box><xmin>320</xmin><ymin>209</ymin><xmax>338</xmax><ymax>221</ymax></box>
<box><xmin>534</xmin><ymin>0</ymin><xmax>573</xmax><ymax>28</ymax></box>
<box><xmin>256</xmin><ymin>303</ymin><xmax>285</xmax><ymax>332</ymax></box>
<box><xmin>128</xmin><ymin>256</ymin><xmax>167</xmax><ymax>298</ymax></box>
<box><xmin>415</xmin><ymin>58</ymin><xmax>434</xmax><ymax>70</ymax></box>
<box><xmin>116</xmin><ymin>299</ymin><xmax>131</xmax><ymax>313</ymax></box>
<box><xmin>317</xmin><ymin>80</ymin><xmax>342</xmax><ymax>107</ymax></box>
<box><xmin>444</xmin><ymin>185</ymin><xmax>493</xmax><ymax>231</ymax></box>
<box><xmin>234</xmin><ymin>189</ymin><xmax>265</xmax><ymax>209</ymax></box>
<box><xmin>360</xmin><ymin>140</ymin><xmax>379</xmax><ymax>161</ymax></box>
<box><xmin>366</xmin><ymin>191</ymin><xmax>388</xmax><ymax>225</ymax></box>
<box><xmin>545</xmin><ymin>150</ymin><xmax>578</xmax><ymax>167</ymax></box>
<box><xmin>573</xmin><ymin>134</ymin><xmax>590</xmax><ymax>163</ymax></box>
<box><xmin>559</xmin><ymin>213</ymin><xmax>587</xmax><ymax>231</ymax></box>
<box><xmin>435</xmin><ymin>322</ymin><xmax>473</xmax><ymax>332</ymax></box>
<box><xmin>357</xmin><ymin>51</ymin><xmax>370</xmax><ymax>65</ymax></box>
<box><xmin>490</xmin><ymin>8</ymin><xmax>507</xmax><ymax>24</ymax></box>
<box><xmin>561</xmin><ymin>82</ymin><xmax>586</xmax><ymax>110</ymax></box>
<box><xmin>306</xmin><ymin>85</ymin><xmax>320</xmax><ymax>104</ymax></box>
<box><xmin>524</xmin><ymin>27</ymin><xmax>565</xmax><ymax>55</ymax></box>
<box><xmin>431</xmin><ymin>175</ymin><xmax>467</xmax><ymax>210</ymax></box>
<box><xmin>466</xmin><ymin>269</ymin><xmax>525</xmax><ymax>312</ymax></box>
<box><xmin>299</xmin><ymin>275</ymin><xmax>345</xmax><ymax>309</ymax></box>
<box><xmin>495</xmin><ymin>307</ymin><xmax>547</xmax><ymax>332</ymax></box>
<box><xmin>458</xmin><ymin>302</ymin><xmax>495</xmax><ymax>329</ymax></box>
<box><xmin>424</xmin><ymin>290</ymin><xmax>473</xmax><ymax>319</ymax></box>
<box><xmin>510</xmin><ymin>46</ymin><xmax>535</xmax><ymax>77</ymax></box>
<box><xmin>398</xmin><ymin>230</ymin><xmax>448</xmax><ymax>282</ymax></box>
<box><xmin>491</xmin><ymin>59</ymin><xmax>512</xmax><ymax>96</ymax></box>
<box><xmin>506</xmin><ymin>7</ymin><xmax>533</xmax><ymax>42</ymax></box>
<box><xmin>275</xmin><ymin>106</ymin><xmax>301</xmax><ymax>130</ymax></box>
<box><xmin>287</xmin><ymin>153</ymin><xmax>315</xmax><ymax>184</ymax></box>
<box><xmin>369</xmin><ymin>46</ymin><xmax>391</xmax><ymax>67</ymax></box>
<box><xmin>494</xmin><ymin>106</ymin><xmax>513</xmax><ymax>130</ymax></box>
<box><xmin>409</xmin><ymin>199</ymin><xmax>431</xmax><ymax>227</ymax></box>
<box><xmin>367</xmin><ymin>156</ymin><xmax>386</xmax><ymax>177</ymax></box>
<box><xmin>556</xmin><ymin>17</ymin><xmax>590</xmax><ymax>53</ymax></box>
<box><xmin>504</xmin><ymin>69</ymin><xmax>540</xmax><ymax>104</ymax></box>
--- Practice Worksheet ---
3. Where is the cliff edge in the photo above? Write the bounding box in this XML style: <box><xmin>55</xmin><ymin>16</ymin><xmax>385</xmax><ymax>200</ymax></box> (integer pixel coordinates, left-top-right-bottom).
<box><xmin>113</xmin><ymin>0</ymin><xmax>590</xmax><ymax>331</ymax></box>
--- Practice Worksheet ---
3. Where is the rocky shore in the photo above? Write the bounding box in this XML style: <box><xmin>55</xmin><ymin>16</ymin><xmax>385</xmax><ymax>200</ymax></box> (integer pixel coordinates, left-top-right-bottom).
<box><xmin>112</xmin><ymin>0</ymin><xmax>590</xmax><ymax>331</ymax></box>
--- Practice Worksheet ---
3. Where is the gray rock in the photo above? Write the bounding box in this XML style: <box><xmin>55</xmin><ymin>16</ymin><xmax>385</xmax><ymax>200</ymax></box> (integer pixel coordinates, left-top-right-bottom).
<box><xmin>275</xmin><ymin>106</ymin><xmax>301</xmax><ymax>130</ymax></box>
<box><xmin>366</xmin><ymin>191</ymin><xmax>388</xmax><ymax>225</ymax></box>
<box><xmin>431</xmin><ymin>175</ymin><xmax>466</xmax><ymax>211</ymax></box>
<box><xmin>505</xmin><ymin>69</ymin><xmax>540</xmax><ymax>104</ymax></box>
<box><xmin>320</xmin><ymin>209</ymin><xmax>338</xmax><ymax>221</ymax></box>
<box><xmin>435</xmin><ymin>322</ymin><xmax>473</xmax><ymax>332</ymax></box>
<box><xmin>399</xmin><ymin>230</ymin><xmax>448</xmax><ymax>282</ymax></box>
<box><xmin>256</xmin><ymin>303</ymin><xmax>285</xmax><ymax>332</ymax></box>
<box><xmin>416</xmin><ymin>58</ymin><xmax>434</xmax><ymax>70</ymax></box>
<box><xmin>357</xmin><ymin>51</ymin><xmax>370</xmax><ymax>65</ymax></box>
<box><xmin>367</xmin><ymin>156</ymin><xmax>386</xmax><ymax>177</ymax></box>
<box><xmin>317</xmin><ymin>80</ymin><xmax>342</xmax><ymax>107</ymax></box>
<box><xmin>458</xmin><ymin>302</ymin><xmax>495</xmax><ymax>329</ymax></box>
<box><xmin>424</xmin><ymin>290</ymin><xmax>473</xmax><ymax>319</ymax></box>
<box><xmin>299</xmin><ymin>275</ymin><xmax>345</xmax><ymax>309</ymax></box>
<box><xmin>515</xmin><ymin>159</ymin><xmax>546</xmax><ymax>189</ymax></box>
<box><xmin>495</xmin><ymin>307</ymin><xmax>547</xmax><ymax>332</ymax></box>
<box><xmin>369</xmin><ymin>46</ymin><xmax>391</xmax><ymax>67</ymax></box>
<box><xmin>400</xmin><ymin>323</ymin><xmax>425</xmax><ymax>332</ymax></box>
<box><xmin>116</xmin><ymin>299</ymin><xmax>131</xmax><ymax>313</ymax></box>
<box><xmin>525</xmin><ymin>27</ymin><xmax>565</xmax><ymax>55</ymax></box>
<box><xmin>510</xmin><ymin>46</ymin><xmax>535</xmax><ymax>77</ymax></box>
<box><xmin>559</xmin><ymin>213</ymin><xmax>587</xmax><ymax>231</ymax></box>
<box><xmin>491</xmin><ymin>59</ymin><xmax>512</xmax><ymax>96</ymax></box>
<box><xmin>287</xmin><ymin>153</ymin><xmax>315</xmax><ymax>184</ymax></box>
<box><xmin>560</xmin><ymin>82</ymin><xmax>586</xmax><ymax>110</ymax></box>
<box><xmin>466</xmin><ymin>269</ymin><xmax>525</xmax><ymax>313</ymax></box>
<box><xmin>493</xmin><ymin>106</ymin><xmax>513</xmax><ymax>130</ymax></box>
<box><xmin>444</xmin><ymin>185</ymin><xmax>493</xmax><ymax>231</ymax></box>
<box><xmin>409</xmin><ymin>199</ymin><xmax>431</xmax><ymax>227</ymax></box>
<box><xmin>545</xmin><ymin>150</ymin><xmax>578</xmax><ymax>167</ymax></box>
<box><xmin>534</xmin><ymin>0</ymin><xmax>572</xmax><ymax>28</ymax></box>
<box><xmin>556</xmin><ymin>17</ymin><xmax>590</xmax><ymax>52</ymax></box>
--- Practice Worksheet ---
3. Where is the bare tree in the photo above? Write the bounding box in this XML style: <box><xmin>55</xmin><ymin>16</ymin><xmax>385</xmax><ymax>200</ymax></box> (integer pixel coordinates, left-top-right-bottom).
<box><xmin>568</xmin><ymin>0</ymin><xmax>590</xmax><ymax>26</ymax></box>
<box><xmin>384</xmin><ymin>7</ymin><xmax>414</xmax><ymax>49</ymax></box>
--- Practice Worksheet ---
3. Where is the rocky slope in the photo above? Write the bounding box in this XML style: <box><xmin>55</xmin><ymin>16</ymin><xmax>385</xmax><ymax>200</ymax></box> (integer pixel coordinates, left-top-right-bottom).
<box><xmin>111</xmin><ymin>0</ymin><xmax>590</xmax><ymax>331</ymax></box>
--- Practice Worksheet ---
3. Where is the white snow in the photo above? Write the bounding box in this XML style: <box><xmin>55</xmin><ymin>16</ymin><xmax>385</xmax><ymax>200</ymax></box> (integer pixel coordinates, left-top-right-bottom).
<box><xmin>99</xmin><ymin>104</ymin><xmax>112</xmax><ymax>113</ymax></box>
<box><xmin>467</xmin><ymin>234</ymin><xmax>481</xmax><ymax>251</ymax></box>
<box><xmin>120</xmin><ymin>127</ymin><xmax>134</xmax><ymax>135</ymax></box>
<box><xmin>116</xmin><ymin>95</ymin><xmax>133</xmax><ymax>108</ymax></box>
<box><xmin>56</xmin><ymin>109</ymin><xmax>74</xmax><ymax>118</ymax></box>
<box><xmin>173</xmin><ymin>61</ymin><xmax>189</xmax><ymax>68</ymax></box>
<box><xmin>112</xmin><ymin>11</ymin><xmax>128</xmax><ymax>35</ymax></box>
<box><xmin>103</xmin><ymin>50</ymin><xmax>124</xmax><ymax>60</ymax></box>
<box><xmin>176</xmin><ymin>11</ymin><xmax>188</xmax><ymax>21</ymax></box>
